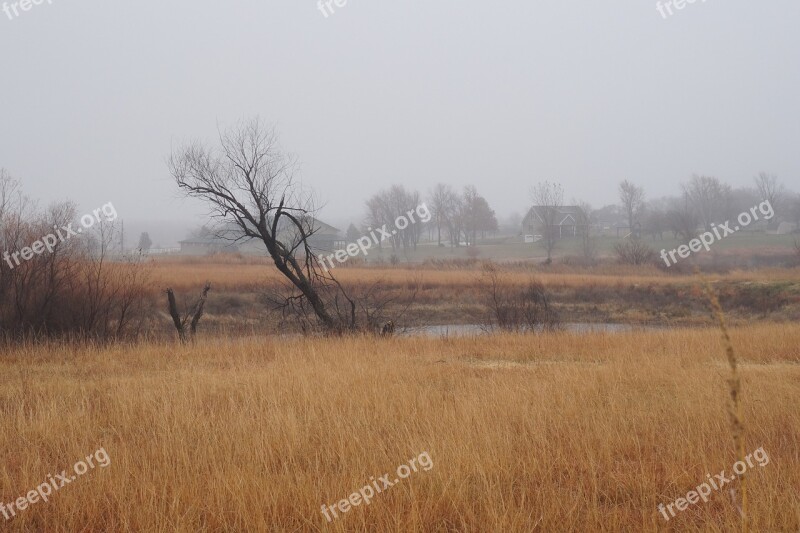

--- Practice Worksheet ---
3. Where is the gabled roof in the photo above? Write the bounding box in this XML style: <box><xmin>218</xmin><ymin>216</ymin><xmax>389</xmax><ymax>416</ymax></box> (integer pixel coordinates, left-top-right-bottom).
<box><xmin>309</xmin><ymin>219</ymin><xmax>341</xmax><ymax>236</ymax></box>
<box><xmin>558</xmin><ymin>214</ymin><xmax>576</xmax><ymax>226</ymax></box>
<box><xmin>524</xmin><ymin>206</ymin><xmax>586</xmax><ymax>226</ymax></box>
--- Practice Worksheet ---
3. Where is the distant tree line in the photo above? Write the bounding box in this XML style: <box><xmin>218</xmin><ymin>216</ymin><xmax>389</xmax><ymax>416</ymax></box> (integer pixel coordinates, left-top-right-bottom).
<box><xmin>361</xmin><ymin>183</ymin><xmax>498</xmax><ymax>252</ymax></box>
<box><xmin>521</xmin><ymin>173</ymin><xmax>799</xmax><ymax>266</ymax></box>
<box><xmin>364</xmin><ymin>185</ymin><xmax>425</xmax><ymax>254</ymax></box>
<box><xmin>608</xmin><ymin>173</ymin><xmax>798</xmax><ymax>242</ymax></box>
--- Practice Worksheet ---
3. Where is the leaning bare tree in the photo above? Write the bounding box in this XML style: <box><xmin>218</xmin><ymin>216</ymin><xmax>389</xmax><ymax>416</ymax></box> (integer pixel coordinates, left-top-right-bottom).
<box><xmin>169</xmin><ymin>118</ymin><xmax>378</xmax><ymax>335</ymax></box>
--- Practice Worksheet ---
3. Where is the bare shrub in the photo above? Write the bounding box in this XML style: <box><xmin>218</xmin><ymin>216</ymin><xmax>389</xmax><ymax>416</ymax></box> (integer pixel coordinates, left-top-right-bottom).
<box><xmin>0</xmin><ymin>171</ymin><xmax>151</xmax><ymax>343</ymax></box>
<box><xmin>420</xmin><ymin>258</ymin><xmax>480</xmax><ymax>270</ymax></box>
<box><xmin>614</xmin><ymin>240</ymin><xmax>656</xmax><ymax>266</ymax></box>
<box><xmin>261</xmin><ymin>276</ymin><xmax>420</xmax><ymax>335</ymax></box>
<box><xmin>718</xmin><ymin>284</ymin><xmax>789</xmax><ymax>316</ymax></box>
<box><xmin>465</xmin><ymin>246</ymin><xmax>480</xmax><ymax>259</ymax></box>
<box><xmin>479</xmin><ymin>263</ymin><xmax>560</xmax><ymax>333</ymax></box>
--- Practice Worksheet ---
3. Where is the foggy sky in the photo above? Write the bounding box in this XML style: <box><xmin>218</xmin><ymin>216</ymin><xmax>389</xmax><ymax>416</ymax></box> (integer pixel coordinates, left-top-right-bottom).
<box><xmin>1</xmin><ymin>0</ymin><xmax>798</xmax><ymax>243</ymax></box>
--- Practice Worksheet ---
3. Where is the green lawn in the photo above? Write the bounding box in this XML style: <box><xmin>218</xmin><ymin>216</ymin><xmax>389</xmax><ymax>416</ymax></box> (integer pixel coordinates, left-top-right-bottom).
<box><xmin>362</xmin><ymin>233</ymin><xmax>799</xmax><ymax>264</ymax></box>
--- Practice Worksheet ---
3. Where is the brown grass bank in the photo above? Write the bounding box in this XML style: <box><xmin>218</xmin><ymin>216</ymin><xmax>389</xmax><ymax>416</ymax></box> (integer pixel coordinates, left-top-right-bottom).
<box><xmin>143</xmin><ymin>258</ymin><xmax>800</xmax><ymax>331</ymax></box>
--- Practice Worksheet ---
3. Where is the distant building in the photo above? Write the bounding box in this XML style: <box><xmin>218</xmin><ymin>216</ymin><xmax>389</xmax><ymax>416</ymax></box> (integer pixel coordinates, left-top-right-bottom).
<box><xmin>522</xmin><ymin>205</ymin><xmax>588</xmax><ymax>239</ymax></box>
<box><xmin>179</xmin><ymin>218</ymin><xmax>345</xmax><ymax>256</ymax></box>
<box><xmin>178</xmin><ymin>231</ymin><xmax>238</xmax><ymax>255</ymax></box>
<box><xmin>591</xmin><ymin>204</ymin><xmax>629</xmax><ymax>236</ymax></box>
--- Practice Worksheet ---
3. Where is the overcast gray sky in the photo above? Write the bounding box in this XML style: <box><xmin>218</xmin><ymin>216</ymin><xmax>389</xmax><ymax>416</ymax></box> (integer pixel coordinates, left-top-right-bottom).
<box><xmin>1</xmin><ymin>0</ymin><xmax>798</xmax><ymax>243</ymax></box>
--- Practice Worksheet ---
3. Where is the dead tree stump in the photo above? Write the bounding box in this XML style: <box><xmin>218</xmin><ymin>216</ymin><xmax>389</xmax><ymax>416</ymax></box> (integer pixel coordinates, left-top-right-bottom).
<box><xmin>166</xmin><ymin>283</ymin><xmax>211</xmax><ymax>344</ymax></box>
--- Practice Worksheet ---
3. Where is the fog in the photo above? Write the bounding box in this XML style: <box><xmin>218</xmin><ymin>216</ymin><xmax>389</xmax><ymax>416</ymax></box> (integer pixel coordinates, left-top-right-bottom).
<box><xmin>1</xmin><ymin>0</ymin><xmax>798</xmax><ymax>243</ymax></box>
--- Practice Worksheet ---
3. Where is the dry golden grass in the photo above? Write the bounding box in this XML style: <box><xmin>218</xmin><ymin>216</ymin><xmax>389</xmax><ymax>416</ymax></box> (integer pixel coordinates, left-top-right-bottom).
<box><xmin>145</xmin><ymin>256</ymin><xmax>800</xmax><ymax>294</ymax></box>
<box><xmin>1</xmin><ymin>325</ymin><xmax>799</xmax><ymax>532</ymax></box>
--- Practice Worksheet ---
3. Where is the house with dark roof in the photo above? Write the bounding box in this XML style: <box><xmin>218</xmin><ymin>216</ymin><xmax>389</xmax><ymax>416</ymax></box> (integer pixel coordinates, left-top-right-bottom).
<box><xmin>179</xmin><ymin>217</ymin><xmax>345</xmax><ymax>256</ymax></box>
<box><xmin>521</xmin><ymin>205</ymin><xmax>588</xmax><ymax>239</ymax></box>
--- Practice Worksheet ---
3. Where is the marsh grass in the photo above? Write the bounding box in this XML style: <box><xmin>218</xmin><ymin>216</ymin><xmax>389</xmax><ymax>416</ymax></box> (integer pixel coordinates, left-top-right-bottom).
<box><xmin>0</xmin><ymin>325</ymin><xmax>798</xmax><ymax>531</ymax></box>
<box><xmin>145</xmin><ymin>256</ymin><xmax>800</xmax><ymax>294</ymax></box>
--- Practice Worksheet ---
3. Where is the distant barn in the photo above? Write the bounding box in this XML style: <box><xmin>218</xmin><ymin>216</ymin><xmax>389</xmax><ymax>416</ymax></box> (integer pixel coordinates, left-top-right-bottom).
<box><xmin>179</xmin><ymin>218</ymin><xmax>345</xmax><ymax>256</ymax></box>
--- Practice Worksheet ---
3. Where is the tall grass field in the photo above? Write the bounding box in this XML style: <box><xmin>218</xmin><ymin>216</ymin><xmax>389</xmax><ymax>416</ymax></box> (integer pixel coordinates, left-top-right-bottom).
<box><xmin>1</xmin><ymin>325</ymin><xmax>798</xmax><ymax>531</ymax></box>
